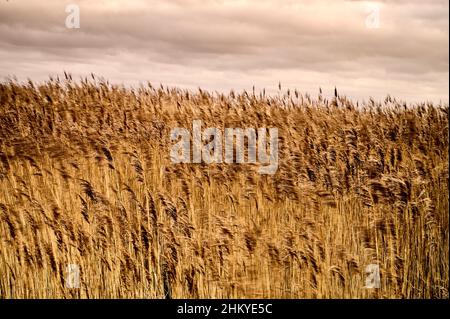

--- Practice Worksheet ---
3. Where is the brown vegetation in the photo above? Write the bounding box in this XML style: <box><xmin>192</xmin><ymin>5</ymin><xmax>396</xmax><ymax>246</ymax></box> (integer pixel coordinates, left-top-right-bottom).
<box><xmin>0</xmin><ymin>76</ymin><xmax>448</xmax><ymax>298</ymax></box>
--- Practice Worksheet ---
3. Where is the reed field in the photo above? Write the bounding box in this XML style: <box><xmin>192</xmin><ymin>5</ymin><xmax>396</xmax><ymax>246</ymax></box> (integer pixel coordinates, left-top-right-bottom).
<box><xmin>0</xmin><ymin>76</ymin><xmax>448</xmax><ymax>298</ymax></box>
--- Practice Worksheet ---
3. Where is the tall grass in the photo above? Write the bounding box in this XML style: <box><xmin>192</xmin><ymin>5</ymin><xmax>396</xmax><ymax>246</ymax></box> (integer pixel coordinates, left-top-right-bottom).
<box><xmin>0</xmin><ymin>77</ymin><xmax>448</xmax><ymax>298</ymax></box>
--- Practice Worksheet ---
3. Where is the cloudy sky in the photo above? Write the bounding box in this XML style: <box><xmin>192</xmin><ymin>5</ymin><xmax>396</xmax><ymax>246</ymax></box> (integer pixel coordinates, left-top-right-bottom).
<box><xmin>0</xmin><ymin>0</ymin><xmax>448</xmax><ymax>103</ymax></box>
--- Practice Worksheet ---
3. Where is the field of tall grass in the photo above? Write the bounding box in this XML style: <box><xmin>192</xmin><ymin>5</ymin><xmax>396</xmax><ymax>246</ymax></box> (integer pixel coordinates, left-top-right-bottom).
<box><xmin>0</xmin><ymin>76</ymin><xmax>448</xmax><ymax>298</ymax></box>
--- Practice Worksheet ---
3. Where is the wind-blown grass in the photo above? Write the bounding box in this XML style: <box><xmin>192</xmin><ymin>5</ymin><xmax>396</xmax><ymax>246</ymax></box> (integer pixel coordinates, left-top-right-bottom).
<box><xmin>0</xmin><ymin>77</ymin><xmax>448</xmax><ymax>298</ymax></box>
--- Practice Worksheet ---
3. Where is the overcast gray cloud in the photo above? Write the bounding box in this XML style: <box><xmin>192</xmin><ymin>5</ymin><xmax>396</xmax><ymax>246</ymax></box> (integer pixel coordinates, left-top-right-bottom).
<box><xmin>0</xmin><ymin>0</ymin><xmax>448</xmax><ymax>103</ymax></box>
